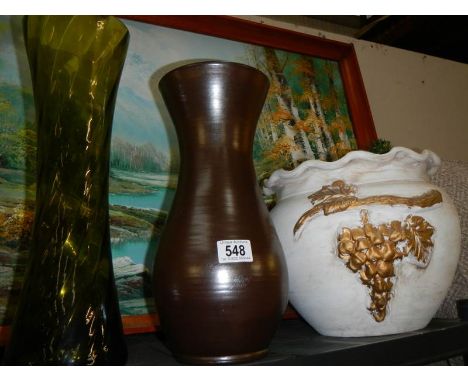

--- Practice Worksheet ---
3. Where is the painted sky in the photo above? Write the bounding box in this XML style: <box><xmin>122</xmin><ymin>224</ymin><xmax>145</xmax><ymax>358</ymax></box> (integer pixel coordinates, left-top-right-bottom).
<box><xmin>0</xmin><ymin>16</ymin><xmax>29</xmax><ymax>87</ymax></box>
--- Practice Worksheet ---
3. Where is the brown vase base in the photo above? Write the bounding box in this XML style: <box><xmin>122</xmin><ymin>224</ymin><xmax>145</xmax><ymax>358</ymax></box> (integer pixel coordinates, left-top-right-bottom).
<box><xmin>174</xmin><ymin>348</ymin><xmax>269</xmax><ymax>365</ymax></box>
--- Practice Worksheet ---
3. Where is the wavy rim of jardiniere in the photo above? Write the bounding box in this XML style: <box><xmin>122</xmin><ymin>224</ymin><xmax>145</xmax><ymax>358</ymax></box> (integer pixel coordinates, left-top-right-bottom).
<box><xmin>263</xmin><ymin>146</ymin><xmax>441</xmax><ymax>194</ymax></box>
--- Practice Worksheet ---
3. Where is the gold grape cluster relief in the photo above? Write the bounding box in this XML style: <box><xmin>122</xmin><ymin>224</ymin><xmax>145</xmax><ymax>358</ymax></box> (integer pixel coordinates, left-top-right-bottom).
<box><xmin>338</xmin><ymin>210</ymin><xmax>434</xmax><ymax>322</ymax></box>
<box><xmin>294</xmin><ymin>180</ymin><xmax>443</xmax><ymax>322</ymax></box>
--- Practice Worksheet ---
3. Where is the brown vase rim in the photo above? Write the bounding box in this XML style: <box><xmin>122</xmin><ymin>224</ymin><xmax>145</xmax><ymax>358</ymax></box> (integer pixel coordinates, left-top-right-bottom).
<box><xmin>159</xmin><ymin>60</ymin><xmax>269</xmax><ymax>87</ymax></box>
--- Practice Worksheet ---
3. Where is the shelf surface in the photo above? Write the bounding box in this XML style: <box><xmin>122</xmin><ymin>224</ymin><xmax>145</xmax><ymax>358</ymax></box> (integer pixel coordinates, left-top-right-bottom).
<box><xmin>125</xmin><ymin>318</ymin><xmax>468</xmax><ymax>366</ymax></box>
<box><xmin>1</xmin><ymin>318</ymin><xmax>466</xmax><ymax>365</ymax></box>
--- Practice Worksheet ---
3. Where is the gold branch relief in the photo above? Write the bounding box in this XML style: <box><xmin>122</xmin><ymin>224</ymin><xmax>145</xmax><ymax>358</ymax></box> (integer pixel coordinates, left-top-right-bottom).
<box><xmin>338</xmin><ymin>210</ymin><xmax>435</xmax><ymax>322</ymax></box>
<box><xmin>294</xmin><ymin>180</ymin><xmax>442</xmax><ymax>237</ymax></box>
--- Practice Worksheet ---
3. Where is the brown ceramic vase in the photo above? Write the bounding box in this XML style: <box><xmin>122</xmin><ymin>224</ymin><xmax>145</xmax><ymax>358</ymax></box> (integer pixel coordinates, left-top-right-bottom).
<box><xmin>155</xmin><ymin>61</ymin><xmax>288</xmax><ymax>365</ymax></box>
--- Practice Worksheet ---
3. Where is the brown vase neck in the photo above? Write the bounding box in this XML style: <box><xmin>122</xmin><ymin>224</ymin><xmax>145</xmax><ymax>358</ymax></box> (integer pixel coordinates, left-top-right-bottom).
<box><xmin>159</xmin><ymin>61</ymin><xmax>269</xmax><ymax>156</ymax></box>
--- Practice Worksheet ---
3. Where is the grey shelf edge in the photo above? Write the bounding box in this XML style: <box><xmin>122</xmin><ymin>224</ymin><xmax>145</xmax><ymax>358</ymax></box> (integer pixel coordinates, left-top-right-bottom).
<box><xmin>125</xmin><ymin>318</ymin><xmax>468</xmax><ymax>366</ymax></box>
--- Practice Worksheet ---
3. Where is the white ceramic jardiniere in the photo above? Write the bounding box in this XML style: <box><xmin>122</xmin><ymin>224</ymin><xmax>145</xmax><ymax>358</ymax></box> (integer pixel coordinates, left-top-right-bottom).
<box><xmin>264</xmin><ymin>147</ymin><xmax>461</xmax><ymax>337</ymax></box>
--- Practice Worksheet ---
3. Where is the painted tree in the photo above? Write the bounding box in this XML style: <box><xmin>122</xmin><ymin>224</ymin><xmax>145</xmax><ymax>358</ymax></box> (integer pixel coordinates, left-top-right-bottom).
<box><xmin>246</xmin><ymin>45</ymin><xmax>358</xmax><ymax>179</ymax></box>
<box><xmin>0</xmin><ymin>86</ymin><xmax>36</xmax><ymax>170</ymax></box>
<box><xmin>322</xmin><ymin>60</ymin><xmax>356</xmax><ymax>157</ymax></box>
<box><xmin>110</xmin><ymin>137</ymin><xmax>169</xmax><ymax>173</ymax></box>
<box><xmin>293</xmin><ymin>56</ymin><xmax>338</xmax><ymax>160</ymax></box>
<box><xmin>263</xmin><ymin>47</ymin><xmax>314</xmax><ymax>165</ymax></box>
<box><xmin>247</xmin><ymin>46</ymin><xmax>284</xmax><ymax>168</ymax></box>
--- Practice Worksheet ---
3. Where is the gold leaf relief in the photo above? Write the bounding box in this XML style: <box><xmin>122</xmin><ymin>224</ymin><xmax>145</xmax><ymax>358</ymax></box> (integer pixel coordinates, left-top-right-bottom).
<box><xmin>404</xmin><ymin>215</ymin><xmax>434</xmax><ymax>263</ymax></box>
<box><xmin>307</xmin><ymin>180</ymin><xmax>356</xmax><ymax>204</ymax></box>
<box><xmin>337</xmin><ymin>210</ymin><xmax>435</xmax><ymax>322</ymax></box>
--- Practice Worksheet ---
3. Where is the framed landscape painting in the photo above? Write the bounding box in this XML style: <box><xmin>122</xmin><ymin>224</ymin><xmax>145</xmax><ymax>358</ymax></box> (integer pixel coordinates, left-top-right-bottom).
<box><xmin>0</xmin><ymin>15</ymin><xmax>376</xmax><ymax>341</ymax></box>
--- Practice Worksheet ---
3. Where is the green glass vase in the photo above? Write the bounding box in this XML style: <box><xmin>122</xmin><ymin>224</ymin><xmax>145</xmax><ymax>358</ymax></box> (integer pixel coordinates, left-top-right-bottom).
<box><xmin>3</xmin><ymin>16</ymin><xmax>129</xmax><ymax>365</ymax></box>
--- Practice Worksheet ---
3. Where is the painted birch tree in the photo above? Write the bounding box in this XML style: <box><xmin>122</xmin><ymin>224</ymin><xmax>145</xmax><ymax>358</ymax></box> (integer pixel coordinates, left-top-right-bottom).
<box><xmin>248</xmin><ymin>45</ymin><xmax>358</xmax><ymax>180</ymax></box>
<box><xmin>321</xmin><ymin>60</ymin><xmax>357</xmax><ymax>157</ymax></box>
